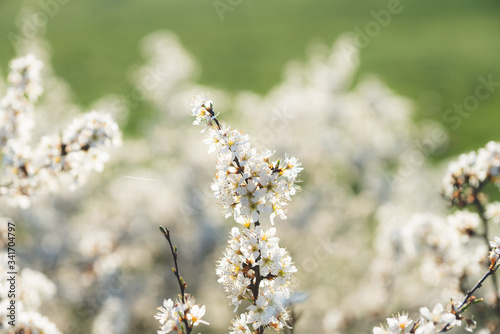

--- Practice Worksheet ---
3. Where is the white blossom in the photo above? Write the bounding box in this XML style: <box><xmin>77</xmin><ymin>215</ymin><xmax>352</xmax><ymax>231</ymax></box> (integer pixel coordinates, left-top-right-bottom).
<box><xmin>416</xmin><ymin>303</ymin><xmax>456</xmax><ymax>333</ymax></box>
<box><xmin>229</xmin><ymin>313</ymin><xmax>252</xmax><ymax>334</ymax></box>
<box><xmin>155</xmin><ymin>294</ymin><xmax>209</xmax><ymax>333</ymax></box>
<box><xmin>0</xmin><ymin>54</ymin><xmax>43</xmax><ymax>146</ymax></box>
<box><xmin>442</xmin><ymin>141</ymin><xmax>500</xmax><ymax>206</ymax></box>
<box><xmin>0</xmin><ymin>253</ymin><xmax>62</xmax><ymax>334</ymax></box>
<box><xmin>192</xmin><ymin>94</ymin><xmax>302</xmax><ymax>227</ymax></box>
<box><xmin>216</xmin><ymin>226</ymin><xmax>296</xmax><ymax>329</ymax></box>
<box><xmin>489</xmin><ymin>236</ymin><xmax>500</xmax><ymax>264</ymax></box>
<box><xmin>0</xmin><ymin>54</ymin><xmax>121</xmax><ymax>207</ymax></box>
<box><xmin>9</xmin><ymin>311</ymin><xmax>62</xmax><ymax>334</ymax></box>
<box><xmin>373</xmin><ymin>312</ymin><xmax>413</xmax><ymax>333</ymax></box>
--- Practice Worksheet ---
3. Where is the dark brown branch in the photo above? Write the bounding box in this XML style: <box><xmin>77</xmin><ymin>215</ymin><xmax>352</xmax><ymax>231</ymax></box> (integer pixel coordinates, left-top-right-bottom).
<box><xmin>458</xmin><ymin>267</ymin><xmax>496</xmax><ymax>311</ymax></box>
<box><xmin>440</xmin><ymin>264</ymin><xmax>499</xmax><ymax>332</ymax></box>
<box><xmin>159</xmin><ymin>225</ymin><xmax>191</xmax><ymax>334</ymax></box>
<box><xmin>471</xmin><ymin>185</ymin><xmax>500</xmax><ymax>312</ymax></box>
<box><xmin>159</xmin><ymin>226</ymin><xmax>187</xmax><ymax>301</ymax></box>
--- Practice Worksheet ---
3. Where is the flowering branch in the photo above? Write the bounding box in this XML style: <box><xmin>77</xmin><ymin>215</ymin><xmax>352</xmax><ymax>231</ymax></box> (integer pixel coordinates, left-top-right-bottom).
<box><xmin>373</xmin><ymin>142</ymin><xmax>500</xmax><ymax>333</ymax></box>
<box><xmin>155</xmin><ymin>226</ymin><xmax>209</xmax><ymax>334</ymax></box>
<box><xmin>190</xmin><ymin>92</ymin><xmax>302</xmax><ymax>333</ymax></box>
<box><xmin>440</xmin><ymin>264</ymin><xmax>499</xmax><ymax>333</ymax></box>
<box><xmin>373</xmin><ymin>258</ymin><xmax>499</xmax><ymax>334</ymax></box>
<box><xmin>0</xmin><ymin>54</ymin><xmax>121</xmax><ymax>208</ymax></box>
<box><xmin>442</xmin><ymin>142</ymin><xmax>500</xmax><ymax>313</ymax></box>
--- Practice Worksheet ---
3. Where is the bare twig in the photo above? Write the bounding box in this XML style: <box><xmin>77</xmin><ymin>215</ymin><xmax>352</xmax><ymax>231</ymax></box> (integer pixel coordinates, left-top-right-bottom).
<box><xmin>458</xmin><ymin>267</ymin><xmax>496</xmax><ymax>311</ymax></box>
<box><xmin>159</xmin><ymin>225</ymin><xmax>191</xmax><ymax>334</ymax></box>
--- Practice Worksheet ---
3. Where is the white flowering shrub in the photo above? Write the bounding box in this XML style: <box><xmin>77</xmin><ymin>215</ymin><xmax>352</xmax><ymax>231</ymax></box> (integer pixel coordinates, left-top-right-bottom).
<box><xmin>0</xmin><ymin>253</ymin><xmax>62</xmax><ymax>333</ymax></box>
<box><xmin>154</xmin><ymin>93</ymin><xmax>303</xmax><ymax>333</ymax></box>
<box><xmin>154</xmin><ymin>90</ymin><xmax>500</xmax><ymax>333</ymax></box>
<box><xmin>0</xmin><ymin>54</ymin><xmax>121</xmax><ymax>208</ymax></box>
<box><xmin>2</xmin><ymin>27</ymin><xmax>499</xmax><ymax>334</ymax></box>
<box><xmin>0</xmin><ymin>47</ymin><xmax>120</xmax><ymax>332</ymax></box>
<box><xmin>373</xmin><ymin>142</ymin><xmax>500</xmax><ymax>333</ymax></box>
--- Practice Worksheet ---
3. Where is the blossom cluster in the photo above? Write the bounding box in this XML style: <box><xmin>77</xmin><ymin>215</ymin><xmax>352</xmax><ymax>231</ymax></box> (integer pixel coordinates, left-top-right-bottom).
<box><xmin>442</xmin><ymin>141</ymin><xmax>500</xmax><ymax>207</ymax></box>
<box><xmin>372</xmin><ymin>138</ymin><xmax>500</xmax><ymax>333</ymax></box>
<box><xmin>373</xmin><ymin>209</ymin><xmax>500</xmax><ymax>332</ymax></box>
<box><xmin>373</xmin><ymin>303</ymin><xmax>461</xmax><ymax>334</ymax></box>
<box><xmin>0</xmin><ymin>253</ymin><xmax>62</xmax><ymax>334</ymax></box>
<box><xmin>373</xmin><ymin>312</ymin><xmax>414</xmax><ymax>334</ymax></box>
<box><xmin>396</xmin><ymin>211</ymin><xmax>486</xmax><ymax>287</ymax></box>
<box><xmin>191</xmin><ymin>93</ymin><xmax>302</xmax><ymax>226</ymax></box>
<box><xmin>216</xmin><ymin>227</ymin><xmax>296</xmax><ymax>331</ymax></box>
<box><xmin>189</xmin><ymin>93</ymin><xmax>301</xmax><ymax>333</ymax></box>
<box><xmin>489</xmin><ymin>236</ymin><xmax>500</xmax><ymax>265</ymax></box>
<box><xmin>37</xmin><ymin>111</ymin><xmax>121</xmax><ymax>183</ymax></box>
<box><xmin>0</xmin><ymin>54</ymin><xmax>42</xmax><ymax>147</ymax></box>
<box><xmin>155</xmin><ymin>294</ymin><xmax>208</xmax><ymax>334</ymax></box>
<box><xmin>0</xmin><ymin>54</ymin><xmax>121</xmax><ymax>208</ymax></box>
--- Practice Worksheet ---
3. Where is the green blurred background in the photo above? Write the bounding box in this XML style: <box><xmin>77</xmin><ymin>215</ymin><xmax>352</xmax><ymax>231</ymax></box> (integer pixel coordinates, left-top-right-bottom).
<box><xmin>0</xmin><ymin>0</ymin><xmax>499</xmax><ymax>157</ymax></box>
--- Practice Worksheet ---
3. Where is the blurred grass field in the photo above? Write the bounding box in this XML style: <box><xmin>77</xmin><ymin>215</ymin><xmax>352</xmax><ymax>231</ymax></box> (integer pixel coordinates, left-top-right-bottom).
<box><xmin>0</xmin><ymin>0</ymin><xmax>499</xmax><ymax>157</ymax></box>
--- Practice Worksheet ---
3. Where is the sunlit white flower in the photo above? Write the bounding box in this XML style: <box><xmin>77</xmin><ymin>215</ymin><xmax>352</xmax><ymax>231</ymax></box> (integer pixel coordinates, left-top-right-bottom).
<box><xmin>187</xmin><ymin>304</ymin><xmax>209</xmax><ymax>327</ymax></box>
<box><xmin>442</xmin><ymin>141</ymin><xmax>500</xmax><ymax>206</ymax></box>
<box><xmin>387</xmin><ymin>312</ymin><xmax>413</xmax><ymax>332</ymax></box>
<box><xmin>192</xmin><ymin>97</ymin><xmax>302</xmax><ymax>227</ymax></box>
<box><xmin>489</xmin><ymin>236</ymin><xmax>500</xmax><ymax>263</ymax></box>
<box><xmin>155</xmin><ymin>294</ymin><xmax>209</xmax><ymax>333</ymax></box>
<box><xmin>14</xmin><ymin>311</ymin><xmax>62</xmax><ymax>334</ymax></box>
<box><xmin>190</xmin><ymin>92</ymin><xmax>216</xmax><ymax>128</ymax></box>
<box><xmin>229</xmin><ymin>313</ymin><xmax>252</xmax><ymax>334</ymax></box>
<box><xmin>419</xmin><ymin>303</ymin><xmax>456</xmax><ymax>330</ymax></box>
<box><xmin>216</xmin><ymin>226</ymin><xmax>296</xmax><ymax>329</ymax></box>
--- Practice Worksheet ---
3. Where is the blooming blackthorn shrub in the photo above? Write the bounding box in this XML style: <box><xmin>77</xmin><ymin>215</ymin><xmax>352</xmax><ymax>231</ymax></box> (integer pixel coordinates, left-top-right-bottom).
<box><xmin>155</xmin><ymin>93</ymin><xmax>302</xmax><ymax>333</ymax></box>
<box><xmin>0</xmin><ymin>54</ymin><xmax>120</xmax><ymax>208</ymax></box>
<box><xmin>2</xmin><ymin>29</ymin><xmax>499</xmax><ymax>334</ymax></box>
<box><xmin>0</xmin><ymin>53</ymin><xmax>120</xmax><ymax>333</ymax></box>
